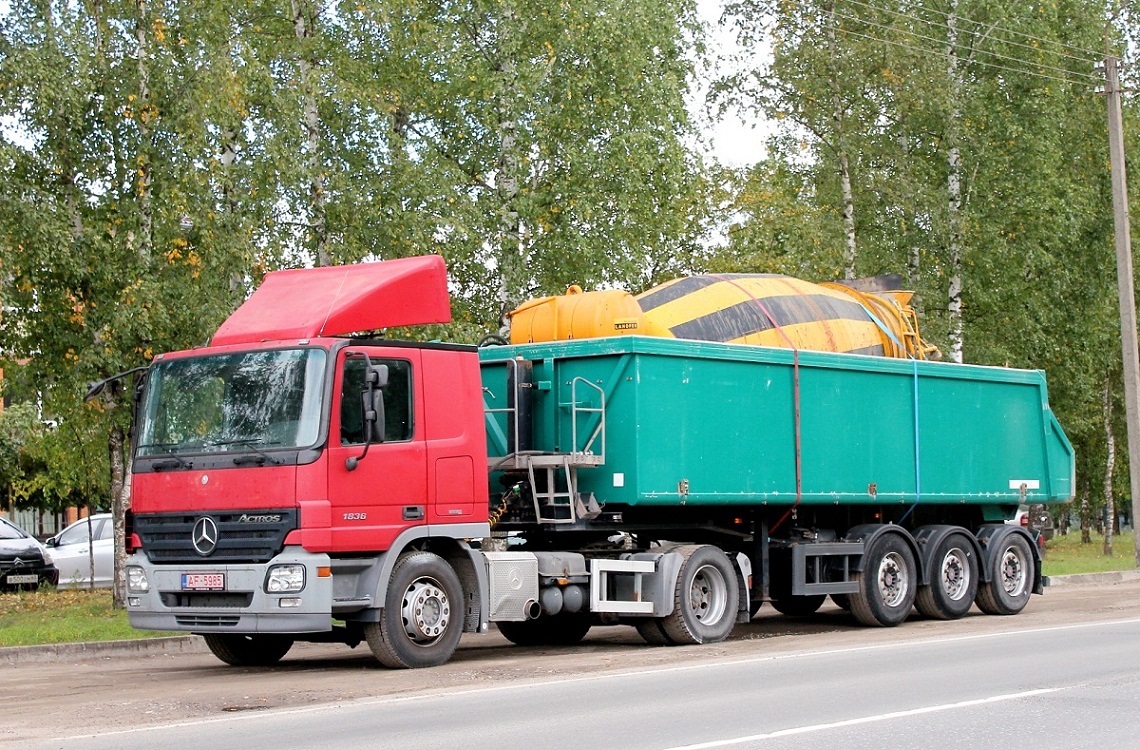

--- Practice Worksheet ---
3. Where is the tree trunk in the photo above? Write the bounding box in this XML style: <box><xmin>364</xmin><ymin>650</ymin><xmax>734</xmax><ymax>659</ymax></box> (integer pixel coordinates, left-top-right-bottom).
<box><xmin>495</xmin><ymin>19</ymin><xmax>524</xmax><ymax>333</ymax></box>
<box><xmin>1080</xmin><ymin>483</ymin><xmax>1091</xmax><ymax>544</ymax></box>
<box><xmin>1104</xmin><ymin>381</ymin><xmax>1116</xmax><ymax>556</ymax></box>
<box><xmin>133</xmin><ymin>0</ymin><xmax>153</xmax><ymax>263</ymax></box>
<box><xmin>945</xmin><ymin>1</ymin><xmax>965</xmax><ymax>364</ymax></box>
<box><xmin>825</xmin><ymin>1</ymin><xmax>857</xmax><ymax>280</ymax></box>
<box><xmin>293</xmin><ymin>0</ymin><xmax>328</xmax><ymax>267</ymax></box>
<box><xmin>839</xmin><ymin>150</ymin><xmax>857</xmax><ymax>280</ymax></box>
<box><xmin>108</xmin><ymin>421</ymin><xmax>129</xmax><ymax>609</ymax></box>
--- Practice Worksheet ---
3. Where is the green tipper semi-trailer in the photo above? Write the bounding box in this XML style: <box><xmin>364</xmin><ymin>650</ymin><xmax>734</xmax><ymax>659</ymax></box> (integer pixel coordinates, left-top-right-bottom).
<box><xmin>119</xmin><ymin>256</ymin><xmax>1074</xmax><ymax>668</ymax></box>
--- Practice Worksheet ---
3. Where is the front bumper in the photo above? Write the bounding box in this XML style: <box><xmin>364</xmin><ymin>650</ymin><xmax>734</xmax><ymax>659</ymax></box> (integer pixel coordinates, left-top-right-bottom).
<box><xmin>1</xmin><ymin>564</ymin><xmax>58</xmax><ymax>590</ymax></box>
<box><xmin>126</xmin><ymin>548</ymin><xmax>334</xmax><ymax>634</ymax></box>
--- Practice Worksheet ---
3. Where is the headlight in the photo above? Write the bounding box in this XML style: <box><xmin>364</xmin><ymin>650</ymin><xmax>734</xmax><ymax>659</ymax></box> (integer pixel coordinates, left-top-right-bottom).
<box><xmin>127</xmin><ymin>566</ymin><xmax>149</xmax><ymax>593</ymax></box>
<box><xmin>41</xmin><ymin>549</ymin><xmax>54</xmax><ymax>565</ymax></box>
<box><xmin>266</xmin><ymin>564</ymin><xmax>305</xmax><ymax>593</ymax></box>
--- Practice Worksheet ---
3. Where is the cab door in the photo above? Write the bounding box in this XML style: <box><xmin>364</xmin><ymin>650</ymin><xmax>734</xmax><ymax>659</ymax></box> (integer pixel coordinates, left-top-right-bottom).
<box><xmin>327</xmin><ymin>347</ymin><xmax>427</xmax><ymax>551</ymax></box>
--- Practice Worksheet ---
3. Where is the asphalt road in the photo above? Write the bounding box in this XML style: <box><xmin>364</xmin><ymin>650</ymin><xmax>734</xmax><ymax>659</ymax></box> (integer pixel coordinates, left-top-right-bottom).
<box><xmin>5</xmin><ymin>579</ymin><xmax>1140</xmax><ymax>750</ymax></box>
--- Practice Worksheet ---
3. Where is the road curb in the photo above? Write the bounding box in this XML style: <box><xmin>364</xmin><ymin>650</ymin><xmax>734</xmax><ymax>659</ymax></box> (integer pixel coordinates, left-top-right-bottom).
<box><xmin>0</xmin><ymin>635</ymin><xmax>209</xmax><ymax>666</ymax></box>
<box><xmin>1045</xmin><ymin>569</ymin><xmax>1140</xmax><ymax>587</ymax></box>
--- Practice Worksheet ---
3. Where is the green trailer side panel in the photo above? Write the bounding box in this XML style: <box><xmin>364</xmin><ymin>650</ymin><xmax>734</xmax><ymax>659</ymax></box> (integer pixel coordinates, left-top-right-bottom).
<box><xmin>479</xmin><ymin>337</ymin><xmax>1075</xmax><ymax>508</ymax></box>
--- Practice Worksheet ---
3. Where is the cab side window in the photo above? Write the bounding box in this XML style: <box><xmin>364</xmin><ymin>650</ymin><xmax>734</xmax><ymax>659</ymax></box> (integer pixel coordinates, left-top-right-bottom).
<box><xmin>340</xmin><ymin>358</ymin><xmax>413</xmax><ymax>445</ymax></box>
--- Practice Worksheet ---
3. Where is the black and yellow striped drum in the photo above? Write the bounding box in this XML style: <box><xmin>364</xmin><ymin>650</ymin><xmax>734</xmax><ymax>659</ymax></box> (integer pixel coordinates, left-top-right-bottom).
<box><xmin>508</xmin><ymin>273</ymin><xmax>939</xmax><ymax>360</ymax></box>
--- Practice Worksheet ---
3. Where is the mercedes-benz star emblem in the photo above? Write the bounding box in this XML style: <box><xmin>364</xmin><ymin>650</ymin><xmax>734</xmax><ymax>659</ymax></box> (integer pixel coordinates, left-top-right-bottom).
<box><xmin>192</xmin><ymin>516</ymin><xmax>219</xmax><ymax>556</ymax></box>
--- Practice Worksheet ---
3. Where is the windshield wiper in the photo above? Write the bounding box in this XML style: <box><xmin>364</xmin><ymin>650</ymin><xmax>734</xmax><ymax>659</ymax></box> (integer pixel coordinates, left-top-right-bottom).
<box><xmin>138</xmin><ymin>443</ymin><xmax>193</xmax><ymax>470</ymax></box>
<box><xmin>208</xmin><ymin>439</ymin><xmax>283</xmax><ymax>466</ymax></box>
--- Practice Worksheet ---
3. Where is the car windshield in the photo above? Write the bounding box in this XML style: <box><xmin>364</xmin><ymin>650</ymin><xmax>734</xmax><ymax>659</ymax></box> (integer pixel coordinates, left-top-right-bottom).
<box><xmin>136</xmin><ymin>348</ymin><xmax>327</xmax><ymax>457</ymax></box>
<box><xmin>0</xmin><ymin>520</ymin><xmax>27</xmax><ymax>540</ymax></box>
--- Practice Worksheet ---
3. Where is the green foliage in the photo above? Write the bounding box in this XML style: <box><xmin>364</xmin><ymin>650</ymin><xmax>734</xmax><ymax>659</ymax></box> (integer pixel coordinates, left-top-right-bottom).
<box><xmin>0</xmin><ymin>0</ymin><xmax>714</xmax><ymax>509</ymax></box>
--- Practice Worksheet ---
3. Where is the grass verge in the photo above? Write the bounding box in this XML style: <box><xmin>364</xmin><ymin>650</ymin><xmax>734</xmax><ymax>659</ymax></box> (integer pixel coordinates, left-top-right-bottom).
<box><xmin>1042</xmin><ymin>530</ymin><xmax>1138</xmax><ymax>576</ymax></box>
<box><xmin>0</xmin><ymin>589</ymin><xmax>177</xmax><ymax>647</ymax></box>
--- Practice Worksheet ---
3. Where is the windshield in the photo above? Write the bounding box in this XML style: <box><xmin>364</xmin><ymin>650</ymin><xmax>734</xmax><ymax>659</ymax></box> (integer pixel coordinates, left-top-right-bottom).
<box><xmin>0</xmin><ymin>519</ymin><xmax>28</xmax><ymax>540</ymax></box>
<box><xmin>137</xmin><ymin>348</ymin><xmax>327</xmax><ymax>456</ymax></box>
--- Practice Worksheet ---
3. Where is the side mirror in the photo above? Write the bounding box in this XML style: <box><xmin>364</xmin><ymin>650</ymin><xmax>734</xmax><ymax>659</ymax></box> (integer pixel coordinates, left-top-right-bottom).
<box><xmin>366</xmin><ymin>364</ymin><xmax>389</xmax><ymax>389</ymax></box>
<box><xmin>346</xmin><ymin>359</ymin><xmax>389</xmax><ymax>471</ymax></box>
<box><xmin>45</xmin><ymin>537</ymin><xmax>58</xmax><ymax>548</ymax></box>
<box><xmin>362</xmin><ymin>389</ymin><xmax>386</xmax><ymax>445</ymax></box>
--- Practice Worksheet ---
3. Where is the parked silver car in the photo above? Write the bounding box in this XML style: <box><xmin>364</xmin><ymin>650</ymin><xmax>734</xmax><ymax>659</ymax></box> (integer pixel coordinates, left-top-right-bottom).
<box><xmin>47</xmin><ymin>513</ymin><xmax>114</xmax><ymax>589</ymax></box>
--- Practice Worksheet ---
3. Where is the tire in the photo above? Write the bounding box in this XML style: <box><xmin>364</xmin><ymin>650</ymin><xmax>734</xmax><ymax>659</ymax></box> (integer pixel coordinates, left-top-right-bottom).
<box><xmin>771</xmin><ymin>594</ymin><xmax>826</xmax><ymax>617</ymax></box>
<box><xmin>365</xmin><ymin>551</ymin><xmax>464</xmax><ymax>669</ymax></box>
<box><xmin>915</xmin><ymin>532</ymin><xmax>978</xmax><ymax>620</ymax></box>
<box><xmin>497</xmin><ymin>614</ymin><xmax>592</xmax><ymax>646</ymax></box>
<box><xmin>975</xmin><ymin>533</ymin><xmax>1034</xmax><ymax>616</ymax></box>
<box><xmin>849</xmin><ymin>533</ymin><xmax>917</xmax><ymax>627</ymax></box>
<box><xmin>202</xmin><ymin>634</ymin><xmax>294</xmax><ymax>667</ymax></box>
<box><xmin>660</xmin><ymin>545</ymin><xmax>739</xmax><ymax>645</ymax></box>
<box><xmin>636</xmin><ymin>618</ymin><xmax>675</xmax><ymax>645</ymax></box>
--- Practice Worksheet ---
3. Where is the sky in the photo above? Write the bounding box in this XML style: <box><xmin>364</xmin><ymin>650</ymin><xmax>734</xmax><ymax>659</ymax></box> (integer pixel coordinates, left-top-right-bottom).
<box><xmin>693</xmin><ymin>0</ymin><xmax>769</xmax><ymax>167</ymax></box>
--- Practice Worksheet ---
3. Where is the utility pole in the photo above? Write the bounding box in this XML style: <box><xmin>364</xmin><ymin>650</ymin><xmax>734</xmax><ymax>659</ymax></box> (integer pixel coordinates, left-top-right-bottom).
<box><xmin>1104</xmin><ymin>56</ymin><xmax>1140</xmax><ymax>566</ymax></box>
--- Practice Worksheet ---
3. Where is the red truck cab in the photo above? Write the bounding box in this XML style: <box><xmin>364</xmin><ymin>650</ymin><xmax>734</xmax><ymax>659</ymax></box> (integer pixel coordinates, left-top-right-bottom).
<box><xmin>125</xmin><ymin>257</ymin><xmax>491</xmax><ymax>664</ymax></box>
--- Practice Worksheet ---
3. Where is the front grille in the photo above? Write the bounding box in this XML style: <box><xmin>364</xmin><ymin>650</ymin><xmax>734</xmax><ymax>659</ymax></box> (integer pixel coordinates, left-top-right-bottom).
<box><xmin>134</xmin><ymin>509</ymin><xmax>298</xmax><ymax>564</ymax></box>
<box><xmin>161</xmin><ymin>592</ymin><xmax>254</xmax><ymax>608</ymax></box>
<box><xmin>176</xmin><ymin>615</ymin><xmax>241</xmax><ymax>628</ymax></box>
<box><xmin>0</xmin><ymin>554</ymin><xmax>46</xmax><ymax>570</ymax></box>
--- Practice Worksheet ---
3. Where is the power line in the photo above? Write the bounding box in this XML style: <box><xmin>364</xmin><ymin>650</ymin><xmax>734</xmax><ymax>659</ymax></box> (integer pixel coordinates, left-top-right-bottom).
<box><xmin>840</xmin><ymin>0</ymin><xmax>1104</xmax><ymax>61</ymax></box>
<box><xmin>829</xmin><ymin>8</ymin><xmax>1099</xmax><ymax>82</ymax></box>
<box><xmin>838</xmin><ymin>0</ymin><xmax>1102</xmax><ymax>68</ymax></box>
<box><xmin>823</xmin><ymin>24</ymin><xmax>1101</xmax><ymax>87</ymax></box>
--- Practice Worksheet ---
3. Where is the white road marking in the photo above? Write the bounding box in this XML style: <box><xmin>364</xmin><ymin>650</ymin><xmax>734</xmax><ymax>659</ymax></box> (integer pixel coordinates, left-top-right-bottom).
<box><xmin>657</xmin><ymin>688</ymin><xmax>1065</xmax><ymax>749</ymax></box>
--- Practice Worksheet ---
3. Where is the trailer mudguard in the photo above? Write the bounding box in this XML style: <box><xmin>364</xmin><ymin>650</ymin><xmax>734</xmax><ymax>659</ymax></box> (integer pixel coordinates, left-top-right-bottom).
<box><xmin>844</xmin><ymin>524</ymin><xmax>922</xmax><ymax>577</ymax></box>
<box><xmin>912</xmin><ymin>525</ymin><xmax>984</xmax><ymax>588</ymax></box>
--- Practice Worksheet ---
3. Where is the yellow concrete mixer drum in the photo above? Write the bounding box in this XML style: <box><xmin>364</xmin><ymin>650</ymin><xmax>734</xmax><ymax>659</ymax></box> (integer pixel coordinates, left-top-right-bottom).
<box><xmin>509</xmin><ymin>273</ymin><xmax>939</xmax><ymax>361</ymax></box>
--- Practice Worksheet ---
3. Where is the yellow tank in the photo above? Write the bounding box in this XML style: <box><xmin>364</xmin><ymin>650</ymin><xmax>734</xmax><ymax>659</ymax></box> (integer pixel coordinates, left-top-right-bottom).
<box><xmin>508</xmin><ymin>285</ymin><xmax>672</xmax><ymax>343</ymax></box>
<box><xmin>509</xmin><ymin>274</ymin><xmax>939</xmax><ymax>360</ymax></box>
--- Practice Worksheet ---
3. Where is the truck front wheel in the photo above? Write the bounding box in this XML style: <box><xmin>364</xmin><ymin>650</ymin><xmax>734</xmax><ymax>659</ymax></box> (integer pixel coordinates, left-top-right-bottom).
<box><xmin>203</xmin><ymin>633</ymin><xmax>294</xmax><ymax>666</ymax></box>
<box><xmin>366</xmin><ymin>551</ymin><xmax>464</xmax><ymax>669</ymax></box>
<box><xmin>660</xmin><ymin>545</ymin><xmax>739</xmax><ymax>645</ymax></box>
<box><xmin>849</xmin><ymin>533</ymin><xmax>916</xmax><ymax>627</ymax></box>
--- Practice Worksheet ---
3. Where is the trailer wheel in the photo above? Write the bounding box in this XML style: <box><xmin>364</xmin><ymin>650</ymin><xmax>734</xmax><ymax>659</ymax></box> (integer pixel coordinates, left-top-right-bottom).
<box><xmin>975</xmin><ymin>534</ymin><xmax>1034</xmax><ymax>616</ymax></box>
<box><xmin>660</xmin><ymin>545</ymin><xmax>739</xmax><ymax>645</ymax></box>
<box><xmin>365</xmin><ymin>551</ymin><xmax>464</xmax><ymax>669</ymax></box>
<box><xmin>498</xmin><ymin>614</ymin><xmax>592</xmax><ymax>646</ymax></box>
<box><xmin>849</xmin><ymin>533</ymin><xmax>916</xmax><ymax>627</ymax></box>
<box><xmin>202</xmin><ymin>634</ymin><xmax>294</xmax><ymax>667</ymax></box>
<box><xmin>915</xmin><ymin>532</ymin><xmax>978</xmax><ymax>620</ymax></box>
<box><xmin>771</xmin><ymin>594</ymin><xmax>827</xmax><ymax>617</ymax></box>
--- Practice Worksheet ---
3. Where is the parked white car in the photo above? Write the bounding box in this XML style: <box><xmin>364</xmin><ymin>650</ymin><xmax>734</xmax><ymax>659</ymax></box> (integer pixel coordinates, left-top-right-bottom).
<box><xmin>47</xmin><ymin>513</ymin><xmax>114</xmax><ymax>589</ymax></box>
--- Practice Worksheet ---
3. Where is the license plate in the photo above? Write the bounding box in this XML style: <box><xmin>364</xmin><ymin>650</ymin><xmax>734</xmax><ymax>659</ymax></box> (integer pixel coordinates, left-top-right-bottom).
<box><xmin>5</xmin><ymin>574</ymin><xmax>38</xmax><ymax>585</ymax></box>
<box><xmin>181</xmin><ymin>573</ymin><xmax>225</xmax><ymax>591</ymax></box>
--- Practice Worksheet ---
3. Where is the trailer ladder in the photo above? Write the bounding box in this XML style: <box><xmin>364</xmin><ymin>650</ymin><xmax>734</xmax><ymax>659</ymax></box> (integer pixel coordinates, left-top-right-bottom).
<box><xmin>486</xmin><ymin>375</ymin><xmax>606</xmax><ymax>524</ymax></box>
